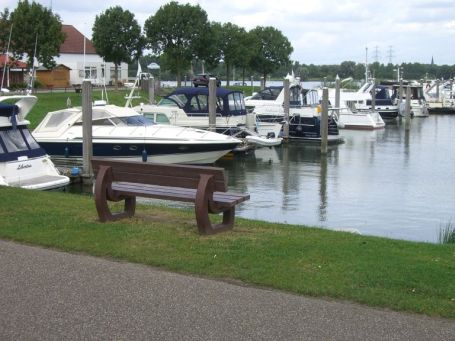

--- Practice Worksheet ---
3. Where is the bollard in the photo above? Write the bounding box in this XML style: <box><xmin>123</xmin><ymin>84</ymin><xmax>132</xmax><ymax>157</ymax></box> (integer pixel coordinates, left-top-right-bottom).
<box><xmin>335</xmin><ymin>75</ymin><xmax>340</xmax><ymax>120</ymax></box>
<box><xmin>149</xmin><ymin>76</ymin><xmax>155</xmax><ymax>104</ymax></box>
<box><xmin>283</xmin><ymin>78</ymin><xmax>290</xmax><ymax>140</ymax></box>
<box><xmin>320</xmin><ymin>87</ymin><xmax>329</xmax><ymax>154</ymax></box>
<box><xmin>405</xmin><ymin>86</ymin><xmax>411</xmax><ymax>130</ymax></box>
<box><xmin>82</xmin><ymin>80</ymin><xmax>93</xmax><ymax>177</ymax></box>
<box><xmin>208</xmin><ymin>78</ymin><xmax>217</xmax><ymax>132</ymax></box>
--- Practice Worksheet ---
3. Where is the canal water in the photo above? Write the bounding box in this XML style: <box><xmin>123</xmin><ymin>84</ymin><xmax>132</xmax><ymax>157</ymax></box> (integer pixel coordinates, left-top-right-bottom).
<box><xmin>214</xmin><ymin>114</ymin><xmax>455</xmax><ymax>243</ymax></box>
<box><xmin>69</xmin><ymin>114</ymin><xmax>455</xmax><ymax>243</ymax></box>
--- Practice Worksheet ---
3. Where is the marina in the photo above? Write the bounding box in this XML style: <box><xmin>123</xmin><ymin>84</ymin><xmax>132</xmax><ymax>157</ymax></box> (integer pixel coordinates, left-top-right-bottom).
<box><xmin>66</xmin><ymin>112</ymin><xmax>455</xmax><ymax>243</ymax></box>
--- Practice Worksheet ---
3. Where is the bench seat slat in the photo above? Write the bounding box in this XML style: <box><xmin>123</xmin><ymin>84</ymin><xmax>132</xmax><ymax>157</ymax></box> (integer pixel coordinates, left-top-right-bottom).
<box><xmin>111</xmin><ymin>182</ymin><xmax>249</xmax><ymax>205</ymax></box>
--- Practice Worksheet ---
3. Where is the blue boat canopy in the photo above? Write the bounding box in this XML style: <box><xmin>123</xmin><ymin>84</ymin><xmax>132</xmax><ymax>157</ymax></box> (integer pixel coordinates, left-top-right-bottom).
<box><xmin>161</xmin><ymin>87</ymin><xmax>246</xmax><ymax>116</ymax></box>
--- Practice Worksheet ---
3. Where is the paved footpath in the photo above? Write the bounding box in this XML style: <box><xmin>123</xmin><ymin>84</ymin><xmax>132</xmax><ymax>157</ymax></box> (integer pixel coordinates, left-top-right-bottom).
<box><xmin>1</xmin><ymin>240</ymin><xmax>454</xmax><ymax>341</ymax></box>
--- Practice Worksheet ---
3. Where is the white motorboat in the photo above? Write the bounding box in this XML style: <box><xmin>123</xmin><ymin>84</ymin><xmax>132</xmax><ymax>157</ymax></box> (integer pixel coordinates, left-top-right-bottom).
<box><xmin>134</xmin><ymin>87</ymin><xmax>282</xmax><ymax>148</ymax></box>
<box><xmin>322</xmin><ymin>88</ymin><xmax>385</xmax><ymax>130</ymax></box>
<box><xmin>32</xmin><ymin>102</ymin><xmax>242</xmax><ymax>165</ymax></box>
<box><xmin>0</xmin><ymin>94</ymin><xmax>70</xmax><ymax>190</ymax></box>
<box><xmin>244</xmin><ymin>73</ymin><xmax>342</xmax><ymax>143</ymax></box>
<box><xmin>423</xmin><ymin>80</ymin><xmax>455</xmax><ymax>114</ymax></box>
<box><xmin>382</xmin><ymin>81</ymin><xmax>429</xmax><ymax>117</ymax></box>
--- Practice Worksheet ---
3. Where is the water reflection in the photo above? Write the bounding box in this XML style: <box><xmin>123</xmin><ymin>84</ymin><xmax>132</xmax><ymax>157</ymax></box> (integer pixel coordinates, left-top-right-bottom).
<box><xmin>216</xmin><ymin>115</ymin><xmax>455</xmax><ymax>243</ymax></box>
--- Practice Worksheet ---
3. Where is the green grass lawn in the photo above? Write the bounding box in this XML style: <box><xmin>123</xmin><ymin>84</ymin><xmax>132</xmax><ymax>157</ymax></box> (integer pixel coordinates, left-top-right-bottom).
<box><xmin>1</xmin><ymin>186</ymin><xmax>454</xmax><ymax>319</ymax></box>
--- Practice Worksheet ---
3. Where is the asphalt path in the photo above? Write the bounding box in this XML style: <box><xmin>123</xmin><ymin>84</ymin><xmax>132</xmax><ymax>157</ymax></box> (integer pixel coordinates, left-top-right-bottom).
<box><xmin>1</xmin><ymin>240</ymin><xmax>454</xmax><ymax>340</ymax></box>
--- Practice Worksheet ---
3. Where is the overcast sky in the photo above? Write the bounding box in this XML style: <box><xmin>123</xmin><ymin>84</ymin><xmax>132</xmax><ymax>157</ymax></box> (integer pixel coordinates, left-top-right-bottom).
<box><xmin>4</xmin><ymin>0</ymin><xmax>455</xmax><ymax>65</ymax></box>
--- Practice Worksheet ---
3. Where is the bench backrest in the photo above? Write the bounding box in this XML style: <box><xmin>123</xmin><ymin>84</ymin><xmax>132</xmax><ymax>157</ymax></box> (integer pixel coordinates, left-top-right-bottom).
<box><xmin>91</xmin><ymin>158</ymin><xmax>228</xmax><ymax>192</ymax></box>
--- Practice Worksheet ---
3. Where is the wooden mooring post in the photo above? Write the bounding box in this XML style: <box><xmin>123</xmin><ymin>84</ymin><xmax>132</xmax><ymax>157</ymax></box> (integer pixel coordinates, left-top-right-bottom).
<box><xmin>320</xmin><ymin>87</ymin><xmax>329</xmax><ymax>154</ymax></box>
<box><xmin>335</xmin><ymin>75</ymin><xmax>340</xmax><ymax>120</ymax></box>
<box><xmin>283</xmin><ymin>78</ymin><xmax>290</xmax><ymax>140</ymax></box>
<box><xmin>208</xmin><ymin>77</ymin><xmax>217</xmax><ymax>132</ymax></box>
<box><xmin>405</xmin><ymin>86</ymin><xmax>411</xmax><ymax>130</ymax></box>
<box><xmin>371</xmin><ymin>81</ymin><xmax>376</xmax><ymax>111</ymax></box>
<box><xmin>82</xmin><ymin>80</ymin><xmax>93</xmax><ymax>179</ymax></box>
<box><xmin>149</xmin><ymin>76</ymin><xmax>155</xmax><ymax>104</ymax></box>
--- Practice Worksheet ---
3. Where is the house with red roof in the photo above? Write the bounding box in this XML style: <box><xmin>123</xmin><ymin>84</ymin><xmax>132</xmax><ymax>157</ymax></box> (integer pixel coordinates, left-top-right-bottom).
<box><xmin>0</xmin><ymin>55</ymin><xmax>28</xmax><ymax>90</ymax></box>
<box><xmin>54</xmin><ymin>25</ymin><xmax>128</xmax><ymax>86</ymax></box>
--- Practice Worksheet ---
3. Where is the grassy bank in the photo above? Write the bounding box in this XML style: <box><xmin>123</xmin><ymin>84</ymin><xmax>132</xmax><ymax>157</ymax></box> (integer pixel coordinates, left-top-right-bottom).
<box><xmin>0</xmin><ymin>186</ymin><xmax>454</xmax><ymax>318</ymax></box>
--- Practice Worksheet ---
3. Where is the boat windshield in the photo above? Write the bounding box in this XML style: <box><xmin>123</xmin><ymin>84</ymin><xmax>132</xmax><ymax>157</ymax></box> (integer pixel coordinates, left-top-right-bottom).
<box><xmin>250</xmin><ymin>87</ymin><xmax>282</xmax><ymax>100</ymax></box>
<box><xmin>116</xmin><ymin>115</ymin><xmax>155</xmax><ymax>126</ymax></box>
<box><xmin>0</xmin><ymin>126</ymin><xmax>45</xmax><ymax>162</ymax></box>
<box><xmin>159</xmin><ymin>95</ymin><xmax>185</xmax><ymax>108</ymax></box>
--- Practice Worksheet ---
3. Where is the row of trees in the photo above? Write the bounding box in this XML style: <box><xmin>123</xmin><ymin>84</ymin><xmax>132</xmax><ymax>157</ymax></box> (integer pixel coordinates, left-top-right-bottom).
<box><xmin>1</xmin><ymin>1</ymin><xmax>293</xmax><ymax>87</ymax></box>
<box><xmin>1</xmin><ymin>1</ymin><xmax>454</xmax><ymax>86</ymax></box>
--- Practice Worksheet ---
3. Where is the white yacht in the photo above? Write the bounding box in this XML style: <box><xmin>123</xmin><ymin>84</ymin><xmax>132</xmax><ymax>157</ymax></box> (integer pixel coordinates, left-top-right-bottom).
<box><xmin>0</xmin><ymin>94</ymin><xmax>70</xmax><ymax>190</ymax></box>
<box><xmin>382</xmin><ymin>81</ymin><xmax>429</xmax><ymax>117</ymax></box>
<box><xmin>423</xmin><ymin>80</ymin><xmax>455</xmax><ymax>114</ymax></box>
<box><xmin>244</xmin><ymin>73</ymin><xmax>343</xmax><ymax>143</ymax></box>
<box><xmin>134</xmin><ymin>87</ymin><xmax>282</xmax><ymax>148</ymax></box>
<box><xmin>32</xmin><ymin>103</ymin><xmax>242</xmax><ymax>165</ymax></box>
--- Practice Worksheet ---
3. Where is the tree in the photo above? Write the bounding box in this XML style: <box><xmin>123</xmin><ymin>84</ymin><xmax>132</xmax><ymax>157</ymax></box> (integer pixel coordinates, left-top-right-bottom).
<box><xmin>0</xmin><ymin>8</ymin><xmax>11</xmax><ymax>52</ymax></box>
<box><xmin>92</xmin><ymin>6</ymin><xmax>145</xmax><ymax>88</ymax></box>
<box><xmin>338</xmin><ymin>61</ymin><xmax>356</xmax><ymax>79</ymax></box>
<box><xmin>249</xmin><ymin>26</ymin><xmax>293</xmax><ymax>84</ymax></box>
<box><xmin>144</xmin><ymin>1</ymin><xmax>210</xmax><ymax>86</ymax></box>
<box><xmin>212</xmin><ymin>22</ymin><xmax>248</xmax><ymax>86</ymax></box>
<box><xmin>8</xmin><ymin>0</ymin><xmax>64</xmax><ymax>68</ymax></box>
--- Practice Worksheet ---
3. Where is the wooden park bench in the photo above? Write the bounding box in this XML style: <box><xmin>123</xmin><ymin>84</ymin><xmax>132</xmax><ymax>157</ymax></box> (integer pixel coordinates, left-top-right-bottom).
<box><xmin>91</xmin><ymin>158</ymin><xmax>250</xmax><ymax>235</ymax></box>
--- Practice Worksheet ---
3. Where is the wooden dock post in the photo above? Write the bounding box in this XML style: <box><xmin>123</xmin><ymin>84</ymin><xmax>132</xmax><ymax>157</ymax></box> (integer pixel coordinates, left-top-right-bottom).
<box><xmin>149</xmin><ymin>76</ymin><xmax>155</xmax><ymax>104</ymax></box>
<box><xmin>371</xmin><ymin>80</ymin><xmax>376</xmax><ymax>111</ymax></box>
<box><xmin>82</xmin><ymin>80</ymin><xmax>93</xmax><ymax>177</ymax></box>
<box><xmin>208</xmin><ymin>77</ymin><xmax>217</xmax><ymax>132</ymax></box>
<box><xmin>321</xmin><ymin>87</ymin><xmax>329</xmax><ymax>155</ymax></box>
<box><xmin>283</xmin><ymin>78</ymin><xmax>290</xmax><ymax>140</ymax></box>
<box><xmin>398</xmin><ymin>79</ymin><xmax>403</xmax><ymax>115</ymax></box>
<box><xmin>335</xmin><ymin>75</ymin><xmax>340</xmax><ymax>120</ymax></box>
<box><xmin>436</xmin><ymin>79</ymin><xmax>440</xmax><ymax>101</ymax></box>
<box><xmin>405</xmin><ymin>85</ymin><xmax>411</xmax><ymax>130</ymax></box>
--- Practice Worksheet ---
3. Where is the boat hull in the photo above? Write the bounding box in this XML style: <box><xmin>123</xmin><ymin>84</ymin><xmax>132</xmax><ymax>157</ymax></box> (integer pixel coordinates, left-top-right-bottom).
<box><xmin>36</xmin><ymin>139</ymin><xmax>239</xmax><ymax>165</ymax></box>
<box><xmin>0</xmin><ymin>156</ymin><xmax>70</xmax><ymax>190</ymax></box>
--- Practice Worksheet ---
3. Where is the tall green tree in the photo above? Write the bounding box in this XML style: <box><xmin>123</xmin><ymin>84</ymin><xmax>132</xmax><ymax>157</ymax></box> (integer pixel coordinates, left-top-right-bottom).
<box><xmin>212</xmin><ymin>22</ymin><xmax>248</xmax><ymax>86</ymax></box>
<box><xmin>0</xmin><ymin>8</ymin><xmax>11</xmax><ymax>52</ymax></box>
<box><xmin>144</xmin><ymin>1</ymin><xmax>210</xmax><ymax>86</ymax></box>
<box><xmin>249</xmin><ymin>26</ymin><xmax>293</xmax><ymax>84</ymax></box>
<box><xmin>92</xmin><ymin>6</ymin><xmax>145</xmax><ymax>88</ymax></box>
<box><xmin>9</xmin><ymin>0</ymin><xmax>64</xmax><ymax>68</ymax></box>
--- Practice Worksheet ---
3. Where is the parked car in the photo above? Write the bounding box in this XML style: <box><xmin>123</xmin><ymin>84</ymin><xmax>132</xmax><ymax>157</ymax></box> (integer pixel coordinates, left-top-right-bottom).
<box><xmin>192</xmin><ymin>73</ymin><xmax>221</xmax><ymax>87</ymax></box>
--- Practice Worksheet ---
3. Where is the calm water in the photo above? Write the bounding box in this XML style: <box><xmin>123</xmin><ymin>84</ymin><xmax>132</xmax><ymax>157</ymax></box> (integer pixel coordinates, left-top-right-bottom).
<box><xmin>69</xmin><ymin>114</ymin><xmax>455</xmax><ymax>243</ymax></box>
<box><xmin>214</xmin><ymin>115</ymin><xmax>455</xmax><ymax>243</ymax></box>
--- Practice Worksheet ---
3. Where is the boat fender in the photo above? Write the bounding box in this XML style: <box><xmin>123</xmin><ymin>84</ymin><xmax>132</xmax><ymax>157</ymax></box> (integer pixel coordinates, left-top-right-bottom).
<box><xmin>64</xmin><ymin>146</ymin><xmax>69</xmax><ymax>158</ymax></box>
<box><xmin>142</xmin><ymin>148</ymin><xmax>148</xmax><ymax>162</ymax></box>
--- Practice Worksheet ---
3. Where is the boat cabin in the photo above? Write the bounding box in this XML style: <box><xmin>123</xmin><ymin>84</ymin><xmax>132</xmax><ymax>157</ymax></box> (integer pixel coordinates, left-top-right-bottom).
<box><xmin>159</xmin><ymin>87</ymin><xmax>246</xmax><ymax>117</ymax></box>
<box><xmin>0</xmin><ymin>103</ymin><xmax>46</xmax><ymax>162</ymax></box>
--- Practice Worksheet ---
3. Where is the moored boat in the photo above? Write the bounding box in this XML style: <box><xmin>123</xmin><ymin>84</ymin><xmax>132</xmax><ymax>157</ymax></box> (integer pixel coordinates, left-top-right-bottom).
<box><xmin>32</xmin><ymin>102</ymin><xmax>242</xmax><ymax>165</ymax></box>
<box><xmin>135</xmin><ymin>87</ymin><xmax>283</xmax><ymax>148</ymax></box>
<box><xmin>0</xmin><ymin>94</ymin><xmax>70</xmax><ymax>190</ymax></box>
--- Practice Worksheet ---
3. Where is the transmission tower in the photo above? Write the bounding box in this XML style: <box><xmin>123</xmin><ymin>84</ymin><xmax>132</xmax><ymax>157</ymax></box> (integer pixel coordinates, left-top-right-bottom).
<box><xmin>387</xmin><ymin>46</ymin><xmax>395</xmax><ymax>64</ymax></box>
<box><xmin>373</xmin><ymin>46</ymin><xmax>380</xmax><ymax>63</ymax></box>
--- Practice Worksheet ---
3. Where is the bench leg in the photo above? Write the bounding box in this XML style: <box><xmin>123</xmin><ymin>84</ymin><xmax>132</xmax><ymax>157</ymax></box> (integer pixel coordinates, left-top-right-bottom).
<box><xmin>195</xmin><ymin>174</ymin><xmax>235</xmax><ymax>235</ymax></box>
<box><xmin>94</xmin><ymin>165</ymin><xmax>136</xmax><ymax>222</ymax></box>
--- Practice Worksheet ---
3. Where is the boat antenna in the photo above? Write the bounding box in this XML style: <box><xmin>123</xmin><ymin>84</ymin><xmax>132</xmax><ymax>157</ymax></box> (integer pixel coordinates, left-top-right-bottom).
<box><xmin>101</xmin><ymin>59</ymin><xmax>109</xmax><ymax>104</ymax></box>
<box><xmin>28</xmin><ymin>34</ymin><xmax>38</xmax><ymax>94</ymax></box>
<box><xmin>1</xmin><ymin>24</ymin><xmax>13</xmax><ymax>92</ymax></box>
<box><xmin>125</xmin><ymin>60</ymin><xmax>142</xmax><ymax>108</ymax></box>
